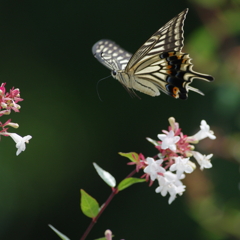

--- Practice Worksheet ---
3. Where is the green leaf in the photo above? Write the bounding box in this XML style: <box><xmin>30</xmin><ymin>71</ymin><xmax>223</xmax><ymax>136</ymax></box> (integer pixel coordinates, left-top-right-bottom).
<box><xmin>93</xmin><ymin>163</ymin><xmax>116</xmax><ymax>187</ymax></box>
<box><xmin>80</xmin><ymin>189</ymin><xmax>99</xmax><ymax>218</ymax></box>
<box><xmin>117</xmin><ymin>177</ymin><xmax>146</xmax><ymax>191</ymax></box>
<box><xmin>119</xmin><ymin>152</ymin><xmax>139</xmax><ymax>162</ymax></box>
<box><xmin>48</xmin><ymin>225</ymin><xmax>71</xmax><ymax>240</ymax></box>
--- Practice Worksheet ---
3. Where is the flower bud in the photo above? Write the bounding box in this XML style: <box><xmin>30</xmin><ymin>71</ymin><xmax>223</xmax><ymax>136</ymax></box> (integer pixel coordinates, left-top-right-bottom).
<box><xmin>7</xmin><ymin>122</ymin><xmax>19</xmax><ymax>128</ymax></box>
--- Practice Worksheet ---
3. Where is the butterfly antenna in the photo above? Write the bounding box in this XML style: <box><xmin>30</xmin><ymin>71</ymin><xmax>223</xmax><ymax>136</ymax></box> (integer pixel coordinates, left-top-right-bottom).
<box><xmin>96</xmin><ymin>75</ymin><xmax>112</xmax><ymax>101</ymax></box>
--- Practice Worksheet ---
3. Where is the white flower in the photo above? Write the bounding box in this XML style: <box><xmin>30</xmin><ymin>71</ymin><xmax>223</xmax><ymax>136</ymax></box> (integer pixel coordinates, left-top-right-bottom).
<box><xmin>193</xmin><ymin>120</ymin><xmax>216</xmax><ymax>141</ymax></box>
<box><xmin>155</xmin><ymin>171</ymin><xmax>186</xmax><ymax>204</ymax></box>
<box><xmin>144</xmin><ymin>157</ymin><xmax>165</xmax><ymax>181</ymax></box>
<box><xmin>158</xmin><ymin>130</ymin><xmax>180</xmax><ymax>151</ymax></box>
<box><xmin>9</xmin><ymin>133</ymin><xmax>32</xmax><ymax>156</ymax></box>
<box><xmin>170</xmin><ymin>156</ymin><xmax>195</xmax><ymax>178</ymax></box>
<box><xmin>192</xmin><ymin>151</ymin><xmax>213</xmax><ymax>170</ymax></box>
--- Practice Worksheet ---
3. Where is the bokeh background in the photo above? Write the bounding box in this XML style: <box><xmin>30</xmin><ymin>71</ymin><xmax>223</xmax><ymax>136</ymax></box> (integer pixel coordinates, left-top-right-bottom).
<box><xmin>0</xmin><ymin>0</ymin><xmax>240</xmax><ymax>239</ymax></box>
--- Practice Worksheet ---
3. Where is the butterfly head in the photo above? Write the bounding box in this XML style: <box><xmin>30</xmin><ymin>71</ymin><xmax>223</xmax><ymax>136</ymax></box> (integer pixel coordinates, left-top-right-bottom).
<box><xmin>111</xmin><ymin>70</ymin><xmax>117</xmax><ymax>79</ymax></box>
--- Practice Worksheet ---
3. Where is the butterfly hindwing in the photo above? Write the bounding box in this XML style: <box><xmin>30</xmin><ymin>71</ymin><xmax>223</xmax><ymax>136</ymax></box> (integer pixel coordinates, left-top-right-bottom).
<box><xmin>132</xmin><ymin>51</ymin><xmax>214</xmax><ymax>99</ymax></box>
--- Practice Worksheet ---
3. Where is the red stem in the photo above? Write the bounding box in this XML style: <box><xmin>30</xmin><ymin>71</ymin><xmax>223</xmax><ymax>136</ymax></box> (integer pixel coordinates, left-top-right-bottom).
<box><xmin>79</xmin><ymin>168</ymin><xmax>137</xmax><ymax>240</ymax></box>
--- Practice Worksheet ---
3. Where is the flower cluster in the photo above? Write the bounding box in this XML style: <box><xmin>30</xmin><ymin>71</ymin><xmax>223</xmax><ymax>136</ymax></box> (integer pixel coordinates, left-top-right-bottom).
<box><xmin>0</xmin><ymin>82</ymin><xmax>23</xmax><ymax>116</ymax></box>
<box><xmin>131</xmin><ymin>117</ymin><xmax>216</xmax><ymax>204</ymax></box>
<box><xmin>0</xmin><ymin>83</ymin><xmax>32</xmax><ymax>155</ymax></box>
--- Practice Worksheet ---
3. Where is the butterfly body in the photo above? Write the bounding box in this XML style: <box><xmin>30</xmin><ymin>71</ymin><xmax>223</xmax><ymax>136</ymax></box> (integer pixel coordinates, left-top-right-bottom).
<box><xmin>92</xmin><ymin>9</ymin><xmax>214</xmax><ymax>99</ymax></box>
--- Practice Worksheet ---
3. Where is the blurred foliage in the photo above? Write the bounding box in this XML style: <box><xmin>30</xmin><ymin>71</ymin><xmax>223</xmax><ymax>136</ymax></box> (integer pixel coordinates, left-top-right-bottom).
<box><xmin>0</xmin><ymin>0</ymin><xmax>240</xmax><ymax>240</ymax></box>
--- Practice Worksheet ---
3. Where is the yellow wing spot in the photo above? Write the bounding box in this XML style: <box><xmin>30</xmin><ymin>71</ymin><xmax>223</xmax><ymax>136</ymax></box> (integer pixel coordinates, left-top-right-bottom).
<box><xmin>169</xmin><ymin>52</ymin><xmax>174</xmax><ymax>56</ymax></box>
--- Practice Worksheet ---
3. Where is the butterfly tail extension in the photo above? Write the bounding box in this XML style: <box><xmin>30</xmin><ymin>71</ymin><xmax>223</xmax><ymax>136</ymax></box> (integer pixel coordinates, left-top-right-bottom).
<box><xmin>186</xmin><ymin>65</ymin><xmax>214</xmax><ymax>82</ymax></box>
<box><xmin>187</xmin><ymin>86</ymin><xmax>204</xmax><ymax>96</ymax></box>
<box><xmin>180</xmin><ymin>61</ymin><xmax>214</xmax><ymax>99</ymax></box>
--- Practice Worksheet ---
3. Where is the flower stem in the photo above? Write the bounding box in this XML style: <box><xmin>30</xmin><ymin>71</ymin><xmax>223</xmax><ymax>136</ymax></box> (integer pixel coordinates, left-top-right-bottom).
<box><xmin>79</xmin><ymin>168</ymin><xmax>137</xmax><ymax>240</ymax></box>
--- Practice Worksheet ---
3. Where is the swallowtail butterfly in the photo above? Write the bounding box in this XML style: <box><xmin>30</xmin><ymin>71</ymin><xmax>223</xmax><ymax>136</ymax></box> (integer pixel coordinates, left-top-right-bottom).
<box><xmin>92</xmin><ymin>8</ymin><xmax>213</xmax><ymax>99</ymax></box>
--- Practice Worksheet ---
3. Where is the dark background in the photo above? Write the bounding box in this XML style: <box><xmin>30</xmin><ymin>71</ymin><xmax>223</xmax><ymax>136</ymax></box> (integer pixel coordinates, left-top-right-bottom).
<box><xmin>0</xmin><ymin>0</ymin><xmax>240</xmax><ymax>239</ymax></box>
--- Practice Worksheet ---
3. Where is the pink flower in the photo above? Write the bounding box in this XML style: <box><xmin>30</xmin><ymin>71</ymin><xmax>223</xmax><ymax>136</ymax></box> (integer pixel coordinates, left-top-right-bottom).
<box><xmin>0</xmin><ymin>83</ymin><xmax>23</xmax><ymax>116</ymax></box>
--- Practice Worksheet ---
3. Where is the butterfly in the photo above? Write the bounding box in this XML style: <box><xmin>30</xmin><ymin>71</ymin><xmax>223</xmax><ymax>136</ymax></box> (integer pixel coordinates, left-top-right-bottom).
<box><xmin>92</xmin><ymin>8</ymin><xmax>214</xmax><ymax>100</ymax></box>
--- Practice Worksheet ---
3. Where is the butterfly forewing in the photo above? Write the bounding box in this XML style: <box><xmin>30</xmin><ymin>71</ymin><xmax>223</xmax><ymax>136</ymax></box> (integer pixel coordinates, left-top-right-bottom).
<box><xmin>92</xmin><ymin>39</ymin><xmax>132</xmax><ymax>71</ymax></box>
<box><xmin>126</xmin><ymin>9</ymin><xmax>188</xmax><ymax>70</ymax></box>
